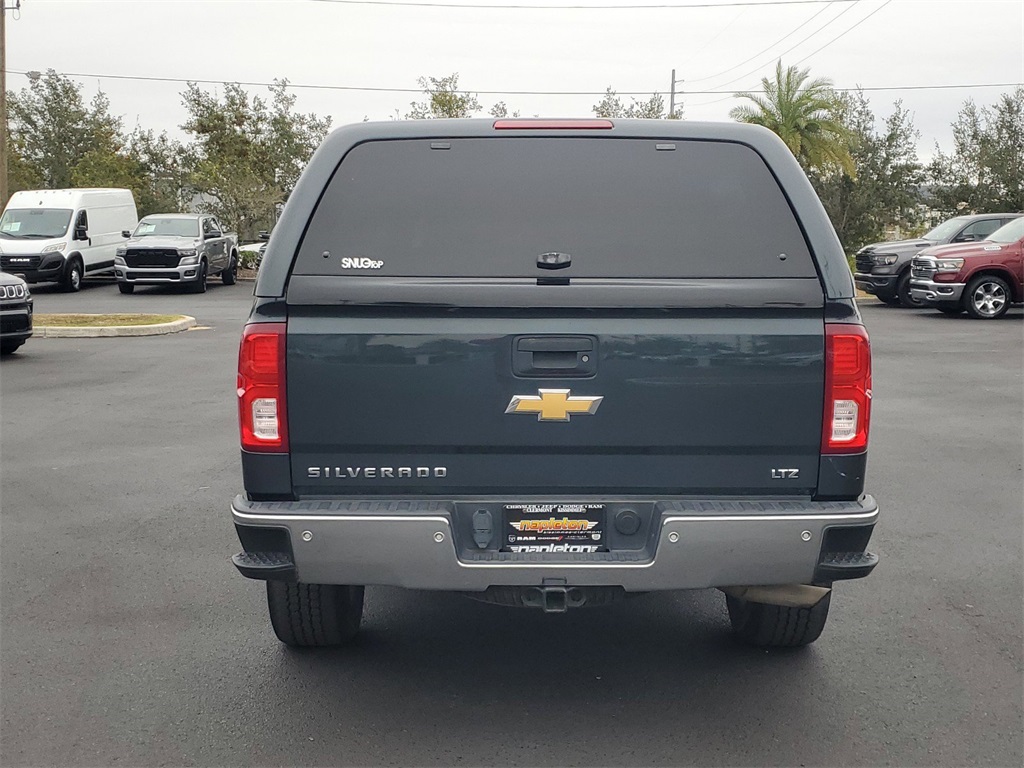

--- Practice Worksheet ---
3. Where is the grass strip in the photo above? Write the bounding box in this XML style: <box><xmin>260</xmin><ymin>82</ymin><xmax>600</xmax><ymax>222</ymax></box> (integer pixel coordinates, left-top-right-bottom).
<box><xmin>35</xmin><ymin>313</ymin><xmax>184</xmax><ymax>328</ymax></box>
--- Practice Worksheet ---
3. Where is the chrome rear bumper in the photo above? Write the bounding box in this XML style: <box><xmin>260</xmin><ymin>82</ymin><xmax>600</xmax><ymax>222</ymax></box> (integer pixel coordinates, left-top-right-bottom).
<box><xmin>232</xmin><ymin>496</ymin><xmax>879</xmax><ymax>591</ymax></box>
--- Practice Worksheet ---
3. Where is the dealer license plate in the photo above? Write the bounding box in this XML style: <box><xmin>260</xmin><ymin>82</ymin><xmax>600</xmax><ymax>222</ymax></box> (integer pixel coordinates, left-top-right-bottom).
<box><xmin>503</xmin><ymin>503</ymin><xmax>605</xmax><ymax>554</ymax></box>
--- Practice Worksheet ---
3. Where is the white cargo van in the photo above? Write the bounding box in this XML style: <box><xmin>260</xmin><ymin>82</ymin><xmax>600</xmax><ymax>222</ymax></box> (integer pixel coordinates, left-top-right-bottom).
<box><xmin>0</xmin><ymin>189</ymin><xmax>139</xmax><ymax>291</ymax></box>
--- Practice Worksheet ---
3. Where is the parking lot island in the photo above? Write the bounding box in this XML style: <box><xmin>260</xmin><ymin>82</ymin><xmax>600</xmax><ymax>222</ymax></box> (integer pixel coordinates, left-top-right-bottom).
<box><xmin>33</xmin><ymin>313</ymin><xmax>196</xmax><ymax>337</ymax></box>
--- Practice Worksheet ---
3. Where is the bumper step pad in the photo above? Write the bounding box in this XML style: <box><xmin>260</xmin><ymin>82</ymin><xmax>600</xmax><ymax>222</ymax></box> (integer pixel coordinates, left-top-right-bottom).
<box><xmin>816</xmin><ymin>551</ymin><xmax>879</xmax><ymax>581</ymax></box>
<box><xmin>232</xmin><ymin>551</ymin><xmax>296</xmax><ymax>581</ymax></box>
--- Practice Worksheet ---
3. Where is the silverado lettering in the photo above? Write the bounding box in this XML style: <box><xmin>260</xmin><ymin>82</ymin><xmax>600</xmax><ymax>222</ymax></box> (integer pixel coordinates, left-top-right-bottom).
<box><xmin>307</xmin><ymin>466</ymin><xmax>448</xmax><ymax>479</ymax></box>
<box><xmin>232</xmin><ymin>118</ymin><xmax>880</xmax><ymax>650</ymax></box>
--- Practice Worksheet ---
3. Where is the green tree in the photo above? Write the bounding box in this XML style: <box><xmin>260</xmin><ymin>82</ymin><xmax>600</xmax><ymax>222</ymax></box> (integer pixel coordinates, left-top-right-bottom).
<box><xmin>6</xmin><ymin>70</ymin><xmax>178</xmax><ymax>213</ymax></box>
<box><xmin>70</xmin><ymin>145</ymin><xmax>138</xmax><ymax>191</ymax></box>
<box><xmin>489</xmin><ymin>101</ymin><xmax>521</xmax><ymax>119</ymax></box>
<box><xmin>407</xmin><ymin>73</ymin><xmax>518</xmax><ymax>120</ymax></box>
<box><xmin>592</xmin><ymin>87</ymin><xmax>680</xmax><ymax>119</ymax></box>
<box><xmin>928</xmin><ymin>88</ymin><xmax>1024</xmax><ymax>215</ymax></box>
<box><xmin>65</xmin><ymin>128</ymin><xmax>185</xmax><ymax>218</ymax></box>
<box><xmin>407</xmin><ymin>74</ymin><xmax>482</xmax><ymax>119</ymax></box>
<box><xmin>5</xmin><ymin>133</ymin><xmax>43</xmax><ymax>197</ymax></box>
<box><xmin>181</xmin><ymin>79</ymin><xmax>330</xmax><ymax>240</ymax></box>
<box><xmin>592</xmin><ymin>87</ymin><xmax>625</xmax><ymax>118</ymax></box>
<box><xmin>808</xmin><ymin>92</ymin><xmax>925</xmax><ymax>252</ymax></box>
<box><xmin>7</xmin><ymin>70</ymin><xmax>125</xmax><ymax>189</ymax></box>
<box><xmin>626</xmin><ymin>93</ymin><xmax>668</xmax><ymax>119</ymax></box>
<box><xmin>730</xmin><ymin>61</ymin><xmax>853</xmax><ymax>175</ymax></box>
<box><xmin>984</xmin><ymin>88</ymin><xmax>1024</xmax><ymax>210</ymax></box>
<box><xmin>127</xmin><ymin>128</ymin><xmax>187</xmax><ymax>217</ymax></box>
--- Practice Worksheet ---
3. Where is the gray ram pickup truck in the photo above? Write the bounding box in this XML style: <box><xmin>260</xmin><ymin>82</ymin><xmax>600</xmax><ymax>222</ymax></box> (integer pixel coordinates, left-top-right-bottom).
<box><xmin>115</xmin><ymin>213</ymin><xmax>238</xmax><ymax>294</ymax></box>
<box><xmin>854</xmin><ymin>213</ymin><xmax>1022</xmax><ymax>306</ymax></box>
<box><xmin>232</xmin><ymin>118</ymin><xmax>879</xmax><ymax>649</ymax></box>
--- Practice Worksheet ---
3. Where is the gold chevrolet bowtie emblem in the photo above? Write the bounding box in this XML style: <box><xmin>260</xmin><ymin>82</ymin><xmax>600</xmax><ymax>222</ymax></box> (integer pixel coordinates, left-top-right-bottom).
<box><xmin>505</xmin><ymin>389</ymin><xmax>604</xmax><ymax>422</ymax></box>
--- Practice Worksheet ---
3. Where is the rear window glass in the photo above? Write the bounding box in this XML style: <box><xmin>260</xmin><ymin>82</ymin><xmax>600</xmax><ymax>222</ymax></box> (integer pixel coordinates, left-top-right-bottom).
<box><xmin>293</xmin><ymin>138</ymin><xmax>815</xmax><ymax>279</ymax></box>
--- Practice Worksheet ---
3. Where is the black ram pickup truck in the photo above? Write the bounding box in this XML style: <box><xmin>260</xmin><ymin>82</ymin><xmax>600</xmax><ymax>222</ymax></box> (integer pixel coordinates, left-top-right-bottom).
<box><xmin>232</xmin><ymin>119</ymin><xmax>879</xmax><ymax>649</ymax></box>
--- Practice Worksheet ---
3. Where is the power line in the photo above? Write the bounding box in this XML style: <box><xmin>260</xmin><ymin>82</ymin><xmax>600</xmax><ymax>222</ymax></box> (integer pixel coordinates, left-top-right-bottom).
<box><xmin>685</xmin><ymin>0</ymin><xmax>842</xmax><ymax>83</ymax></box>
<box><xmin>695</xmin><ymin>0</ymin><xmax>863</xmax><ymax>91</ymax></box>
<box><xmin>5</xmin><ymin>68</ymin><xmax>1018</xmax><ymax>96</ymax></box>
<box><xmin>674</xmin><ymin>6</ymin><xmax>747</xmax><ymax>71</ymax></box>
<box><xmin>304</xmin><ymin>0</ymin><xmax>861</xmax><ymax>9</ymax></box>
<box><xmin>687</xmin><ymin>0</ymin><xmax>892</xmax><ymax>105</ymax></box>
<box><xmin>683</xmin><ymin>0</ymin><xmax>889</xmax><ymax>106</ymax></box>
<box><xmin>793</xmin><ymin>0</ymin><xmax>892</xmax><ymax>64</ymax></box>
<box><xmin>29</xmin><ymin>0</ymin><xmax>865</xmax><ymax>5</ymax></box>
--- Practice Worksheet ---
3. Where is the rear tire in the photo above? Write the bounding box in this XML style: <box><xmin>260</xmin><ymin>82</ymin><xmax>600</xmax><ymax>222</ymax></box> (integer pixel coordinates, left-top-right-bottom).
<box><xmin>964</xmin><ymin>274</ymin><xmax>1011</xmax><ymax>319</ymax></box>
<box><xmin>118</xmin><ymin>283</ymin><xmax>134</xmax><ymax>294</ymax></box>
<box><xmin>897</xmin><ymin>270</ymin><xmax>923</xmax><ymax>308</ymax></box>
<box><xmin>726</xmin><ymin>591</ymin><xmax>831</xmax><ymax>648</ymax></box>
<box><xmin>1</xmin><ymin>340</ymin><xmax>24</xmax><ymax>356</ymax></box>
<box><xmin>267</xmin><ymin>582</ymin><xmax>364</xmax><ymax>647</ymax></box>
<box><xmin>878</xmin><ymin>294</ymin><xmax>901</xmax><ymax>306</ymax></box>
<box><xmin>61</xmin><ymin>257</ymin><xmax>83</xmax><ymax>293</ymax></box>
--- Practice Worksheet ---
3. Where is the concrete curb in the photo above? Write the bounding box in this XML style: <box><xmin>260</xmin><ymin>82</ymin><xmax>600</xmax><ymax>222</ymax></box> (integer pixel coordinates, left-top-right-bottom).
<box><xmin>35</xmin><ymin>315</ymin><xmax>197</xmax><ymax>338</ymax></box>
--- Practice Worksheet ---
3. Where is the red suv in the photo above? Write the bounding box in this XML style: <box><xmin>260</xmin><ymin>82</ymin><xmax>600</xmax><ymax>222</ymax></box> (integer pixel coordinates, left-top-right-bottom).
<box><xmin>910</xmin><ymin>216</ymin><xmax>1024</xmax><ymax>319</ymax></box>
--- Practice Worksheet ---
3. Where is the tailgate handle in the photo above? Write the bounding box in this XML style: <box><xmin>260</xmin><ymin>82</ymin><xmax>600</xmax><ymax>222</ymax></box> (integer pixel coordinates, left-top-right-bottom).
<box><xmin>513</xmin><ymin>336</ymin><xmax>596</xmax><ymax>378</ymax></box>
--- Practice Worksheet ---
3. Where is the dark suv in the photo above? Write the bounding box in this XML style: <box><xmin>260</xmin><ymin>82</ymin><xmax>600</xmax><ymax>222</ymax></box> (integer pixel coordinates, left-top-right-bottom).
<box><xmin>855</xmin><ymin>213</ymin><xmax>1023</xmax><ymax>307</ymax></box>
<box><xmin>0</xmin><ymin>271</ymin><xmax>33</xmax><ymax>355</ymax></box>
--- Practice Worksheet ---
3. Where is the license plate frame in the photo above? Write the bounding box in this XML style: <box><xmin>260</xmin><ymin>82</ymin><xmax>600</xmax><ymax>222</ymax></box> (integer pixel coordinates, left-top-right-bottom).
<box><xmin>502</xmin><ymin>503</ymin><xmax>606</xmax><ymax>554</ymax></box>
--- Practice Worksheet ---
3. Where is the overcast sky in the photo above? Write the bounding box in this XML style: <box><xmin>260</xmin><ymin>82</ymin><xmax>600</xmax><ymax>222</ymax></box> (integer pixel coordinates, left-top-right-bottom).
<box><xmin>5</xmin><ymin>0</ymin><xmax>1023</xmax><ymax>158</ymax></box>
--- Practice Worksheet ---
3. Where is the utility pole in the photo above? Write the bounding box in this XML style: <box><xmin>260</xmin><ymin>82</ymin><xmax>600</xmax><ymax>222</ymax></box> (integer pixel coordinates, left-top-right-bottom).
<box><xmin>669</xmin><ymin>69</ymin><xmax>685</xmax><ymax>120</ymax></box>
<box><xmin>0</xmin><ymin>0</ymin><xmax>17</xmax><ymax>207</ymax></box>
<box><xmin>1</xmin><ymin>2</ymin><xmax>8</xmax><ymax>208</ymax></box>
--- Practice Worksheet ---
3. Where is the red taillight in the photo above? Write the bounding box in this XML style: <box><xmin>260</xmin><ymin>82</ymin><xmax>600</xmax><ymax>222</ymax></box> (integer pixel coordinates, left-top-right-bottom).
<box><xmin>822</xmin><ymin>324</ymin><xmax>871</xmax><ymax>455</ymax></box>
<box><xmin>493</xmin><ymin>119</ymin><xmax>614</xmax><ymax>130</ymax></box>
<box><xmin>238</xmin><ymin>322</ymin><xmax>288</xmax><ymax>453</ymax></box>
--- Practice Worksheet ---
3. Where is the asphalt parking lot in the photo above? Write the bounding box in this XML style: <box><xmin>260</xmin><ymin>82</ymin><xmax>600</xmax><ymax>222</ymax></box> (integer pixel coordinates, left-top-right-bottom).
<box><xmin>1</xmin><ymin>281</ymin><xmax>1021</xmax><ymax>767</ymax></box>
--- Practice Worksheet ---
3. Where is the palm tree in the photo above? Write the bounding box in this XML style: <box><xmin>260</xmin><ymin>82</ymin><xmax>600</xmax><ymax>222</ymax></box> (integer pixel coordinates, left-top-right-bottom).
<box><xmin>731</xmin><ymin>61</ymin><xmax>854</xmax><ymax>175</ymax></box>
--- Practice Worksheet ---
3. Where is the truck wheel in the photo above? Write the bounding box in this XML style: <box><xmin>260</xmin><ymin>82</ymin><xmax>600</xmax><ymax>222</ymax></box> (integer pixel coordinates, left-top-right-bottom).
<box><xmin>61</xmin><ymin>257</ymin><xmax>83</xmax><ymax>293</ymax></box>
<box><xmin>222</xmin><ymin>254</ymin><xmax>237</xmax><ymax>285</ymax></box>
<box><xmin>266</xmin><ymin>582</ymin><xmax>364</xmax><ymax>647</ymax></box>
<box><xmin>725</xmin><ymin>591</ymin><xmax>831</xmax><ymax>647</ymax></box>
<box><xmin>118</xmin><ymin>283</ymin><xmax>134</xmax><ymax>295</ymax></box>
<box><xmin>897</xmin><ymin>271</ymin><xmax>923</xmax><ymax>308</ymax></box>
<box><xmin>1</xmin><ymin>340</ymin><xmax>24</xmax><ymax>356</ymax></box>
<box><xmin>964</xmin><ymin>275</ymin><xmax>1011</xmax><ymax>319</ymax></box>
<box><xmin>188</xmin><ymin>260</ymin><xmax>208</xmax><ymax>294</ymax></box>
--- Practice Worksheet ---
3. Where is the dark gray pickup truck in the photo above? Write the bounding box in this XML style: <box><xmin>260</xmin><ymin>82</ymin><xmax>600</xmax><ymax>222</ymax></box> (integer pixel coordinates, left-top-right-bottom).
<box><xmin>232</xmin><ymin>119</ymin><xmax>879</xmax><ymax>649</ymax></box>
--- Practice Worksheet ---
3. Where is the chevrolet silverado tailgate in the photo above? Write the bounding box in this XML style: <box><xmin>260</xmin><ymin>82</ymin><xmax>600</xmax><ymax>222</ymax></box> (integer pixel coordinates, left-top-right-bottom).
<box><xmin>283</xmin><ymin>136</ymin><xmax>825</xmax><ymax>496</ymax></box>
